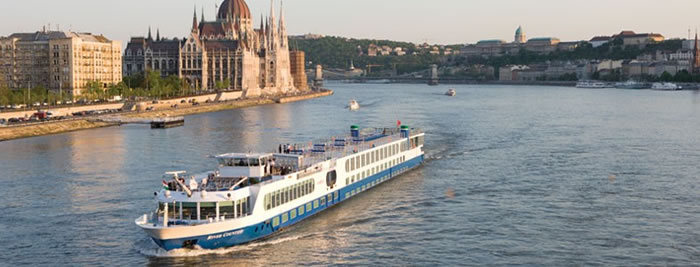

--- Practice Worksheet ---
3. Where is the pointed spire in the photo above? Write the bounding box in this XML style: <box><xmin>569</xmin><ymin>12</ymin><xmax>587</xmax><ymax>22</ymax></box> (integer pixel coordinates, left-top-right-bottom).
<box><xmin>156</xmin><ymin>28</ymin><xmax>161</xmax><ymax>41</ymax></box>
<box><xmin>192</xmin><ymin>5</ymin><xmax>199</xmax><ymax>32</ymax></box>
<box><xmin>147</xmin><ymin>26</ymin><xmax>153</xmax><ymax>41</ymax></box>
<box><xmin>279</xmin><ymin>1</ymin><xmax>287</xmax><ymax>42</ymax></box>
<box><xmin>260</xmin><ymin>14</ymin><xmax>264</xmax><ymax>31</ymax></box>
<box><xmin>201</xmin><ymin>6</ymin><xmax>205</xmax><ymax>23</ymax></box>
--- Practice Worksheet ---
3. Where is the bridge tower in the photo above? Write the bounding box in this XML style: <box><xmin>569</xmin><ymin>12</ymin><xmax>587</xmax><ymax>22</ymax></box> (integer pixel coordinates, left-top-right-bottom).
<box><xmin>313</xmin><ymin>64</ymin><xmax>324</xmax><ymax>88</ymax></box>
<box><xmin>428</xmin><ymin>64</ymin><xmax>439</xmax><ymax>86</ymax></box>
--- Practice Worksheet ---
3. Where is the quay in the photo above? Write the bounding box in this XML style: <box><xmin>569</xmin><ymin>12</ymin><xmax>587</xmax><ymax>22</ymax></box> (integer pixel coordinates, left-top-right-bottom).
<box><xmin>0</xmin><ymin>90</ymin><xmax>333</xmax><ymax>142</ymax></box>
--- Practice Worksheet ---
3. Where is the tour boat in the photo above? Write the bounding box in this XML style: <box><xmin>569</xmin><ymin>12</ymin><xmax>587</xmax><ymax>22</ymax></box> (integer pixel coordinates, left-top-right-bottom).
<box><xmin>445</xmin><ymin>89</ymin><xmax>457</xmax><ymax>96</ymax></box>
<box><xmin>615</xmin><ymin>80</ymin><xmax>650</xmax><ymax>89</ymax></box>
<box><xmin>651</xmin><ymin>82</ymin><xmax>681</xmax><ymax>91</ymax></box>
<box><xmin>576</xmin><ymin>81</ymin><xmax>609</xmax><ymax>89</ymax></box>
<box><xmin>135</xmin><ymin>125</ymin><xmax>425</xmax><ymax>251</ymax></box>
<box><xmin>348</xmin><ymin>100</ymin><xmax>360</xmax><ymax>110</ymax></box>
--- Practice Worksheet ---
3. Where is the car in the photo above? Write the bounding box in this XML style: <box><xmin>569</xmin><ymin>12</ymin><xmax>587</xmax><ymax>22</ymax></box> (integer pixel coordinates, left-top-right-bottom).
<box><xmin>192</xmin><ymin>102</ymin><xmax>200</xmax><ymax>106</ymax></box>
<box><xmin>8</xmin><ymin>118</ymin><xmax>20</xmax><ymax>123</ymax></box>
<box><xmin>0</xmin><ymin>119</ymin><xmax>6</xmax><ymax>124</ymax></box>
<box><xmin>180</xmin><ymin>100</ymin><xmax>186</xmax><ymax>104</ymax></box>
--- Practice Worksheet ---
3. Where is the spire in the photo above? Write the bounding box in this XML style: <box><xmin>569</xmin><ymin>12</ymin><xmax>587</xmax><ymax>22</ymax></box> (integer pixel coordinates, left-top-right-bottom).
<box><xmin>147</xmin><ymin>26</ymin><xmax>153</xmax><ymax>41</ymax></box>
<box><xmin>201</xmin><ymin>6</ymin><xmax>205</xmax><ymax>23</ymax></box>
<box><xmin>192</xmin><ymin>5</ymin><xmax>199</xmax><ymax>32</ymax></box>
<box><xmin>279</xmin><ymin>1</ymin><xmax>287</xmax><ymax>47</ymax></box>
<box><xmin>269</xmin><ymin>0</ymin><xmax>277</xmax><ymax>48</ymax></box>
<box><xmin>156</xmin><ymin>28</ymin><xmax>160</xmax><ymax>41</ymax></box>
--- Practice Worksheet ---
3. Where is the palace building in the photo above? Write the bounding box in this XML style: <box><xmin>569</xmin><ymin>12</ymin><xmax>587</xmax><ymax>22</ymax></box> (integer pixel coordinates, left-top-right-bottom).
<box><xmin>0</xmin><ymin>30</ymin><xmax>122</xmax><ymax>96</ymax></box>
<box><xmin>124</xmin><ymin>0</ymin><xmax>306</xmax><ymax>96</ymax></box>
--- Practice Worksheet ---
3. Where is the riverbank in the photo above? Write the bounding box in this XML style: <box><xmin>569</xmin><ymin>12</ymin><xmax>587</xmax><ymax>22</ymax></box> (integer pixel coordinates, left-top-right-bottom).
<box><xmin>0</xmin><ymin>89</ymin><xmax>333</xmax><ymax>142</ymax></box>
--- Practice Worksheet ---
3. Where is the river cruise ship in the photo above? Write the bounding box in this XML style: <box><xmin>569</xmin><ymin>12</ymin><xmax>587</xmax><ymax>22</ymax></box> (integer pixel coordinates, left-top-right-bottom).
<box><xmin>135</xmin><ymin>125</ymin><xmax>425</xmax><ymax>250</ymax></box>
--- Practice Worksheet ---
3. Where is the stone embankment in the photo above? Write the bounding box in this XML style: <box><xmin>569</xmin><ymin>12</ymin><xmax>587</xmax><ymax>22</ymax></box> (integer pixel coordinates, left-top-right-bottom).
<box><xmin>0</xmin><ymin>89</ymin><xmax>333</xmax><ymax>142</ymax></box>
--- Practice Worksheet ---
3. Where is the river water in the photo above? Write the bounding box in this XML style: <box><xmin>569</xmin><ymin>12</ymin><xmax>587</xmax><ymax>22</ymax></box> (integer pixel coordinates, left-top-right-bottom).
<box><xmin>1</xmin><ymin>83</ymin><xmax>699</xmax><ymax>266</ymax></box>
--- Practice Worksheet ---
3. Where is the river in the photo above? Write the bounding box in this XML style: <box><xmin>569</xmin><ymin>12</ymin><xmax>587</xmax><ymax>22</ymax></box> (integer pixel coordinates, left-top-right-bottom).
<box><xmin>1</xmin><ymin>83</ymin><xmax>699</xmax><ymax>266</ymax></box>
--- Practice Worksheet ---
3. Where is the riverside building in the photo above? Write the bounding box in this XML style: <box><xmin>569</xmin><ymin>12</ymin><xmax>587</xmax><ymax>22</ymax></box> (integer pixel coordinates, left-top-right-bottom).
<box><xmin>0</xmin><ymin>29</ymin><xmax>122</xmax><ymax>96</ymax></box>
<box><xmin>124</xmin><ymin>0</ymin><xmax>304</xmax><ymax>96</ymax></box>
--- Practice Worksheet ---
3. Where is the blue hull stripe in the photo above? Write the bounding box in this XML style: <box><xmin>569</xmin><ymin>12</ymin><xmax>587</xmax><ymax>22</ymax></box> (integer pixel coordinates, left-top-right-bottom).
<box><xmin>154</xmin><ymin>154</ymin><xmax>425</xmax><ymax>250</ymax></box>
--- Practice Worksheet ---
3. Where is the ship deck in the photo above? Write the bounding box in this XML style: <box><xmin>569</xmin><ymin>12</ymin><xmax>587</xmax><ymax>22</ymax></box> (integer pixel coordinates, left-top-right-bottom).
<box><xmin>280</xmin><ymin>127</ymin><xmax>423</xmax><ymax>171</ymax></box>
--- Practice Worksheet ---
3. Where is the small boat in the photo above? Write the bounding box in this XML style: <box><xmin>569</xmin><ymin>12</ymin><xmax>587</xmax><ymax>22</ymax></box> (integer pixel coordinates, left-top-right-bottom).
<box><xmin>615</xmin><ymin>80</ymin><xmax>650</xmax><ymax>89</ymax></box>
<box><xmin>445</xmin><ymin>89</ymin><xmax>456</xmax><ymax>96</ymax></box>
<box><xmin>348</xmin><ymin>100</ymin><xmax>360</xmax><ymax>110</ymax></box>
<box><xmin>651</xmin><ymin>82</ymin><xmax>681</xmax><ymax>91</ymax></box>
<box><xmin>576</xmin><ymin>81</ymin><xmax>609</xmax><ymax>89</ymax></box>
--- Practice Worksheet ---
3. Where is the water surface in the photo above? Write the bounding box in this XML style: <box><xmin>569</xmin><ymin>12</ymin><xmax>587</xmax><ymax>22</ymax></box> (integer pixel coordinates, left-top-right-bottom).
<box><xmin>1</xmin><ymin>83</ymin><xmax>699</xmax><ymax>266</ymax></box>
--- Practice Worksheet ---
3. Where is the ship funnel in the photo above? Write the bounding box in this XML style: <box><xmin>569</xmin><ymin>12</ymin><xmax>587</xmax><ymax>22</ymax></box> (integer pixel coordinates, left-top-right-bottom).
<box><xmin>351</xmin><ymin>125</ymin><xmax>360</xmax><ymax>138</ymax></box>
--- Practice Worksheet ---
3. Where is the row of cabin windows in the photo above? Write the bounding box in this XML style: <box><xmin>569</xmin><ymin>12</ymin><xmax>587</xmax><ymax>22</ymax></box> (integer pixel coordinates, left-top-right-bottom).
<box><xmin>269</xmin><ymin>192</ymin><xmax>340</xmax><ymax>228</ymax></box>
<box><xmin>264</xmin><ymin>179</ymin><xmax>315</xmax><ymax>210</ymax></box>
<box><xmin>345</xmin><ymin>143</ymin><xmax>407</xmax><ymax>173</ymax></box>
<box><xmin>346</xmin><ymin>156</ymin><xmax>406</xmax><ymax>185</ymax></box>
<box><xmin>157</xmin><ymin>197</ymin><xmax>250</xmax><ymax>221</ymax></box>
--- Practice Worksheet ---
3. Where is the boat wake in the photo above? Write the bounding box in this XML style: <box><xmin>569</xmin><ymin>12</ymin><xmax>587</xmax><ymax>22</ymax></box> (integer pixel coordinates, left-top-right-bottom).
<box><xmin>135</xmin><ymin>234</ymin><xmax>306</xmax><ymax>258</ymax></box>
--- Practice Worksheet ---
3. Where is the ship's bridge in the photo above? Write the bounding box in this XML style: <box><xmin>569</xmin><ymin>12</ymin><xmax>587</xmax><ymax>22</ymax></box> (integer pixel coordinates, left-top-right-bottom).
<box><xmin>216</xmin><ymin>153</ymin><xmax>275</xmax><ymax>178</ymax></box>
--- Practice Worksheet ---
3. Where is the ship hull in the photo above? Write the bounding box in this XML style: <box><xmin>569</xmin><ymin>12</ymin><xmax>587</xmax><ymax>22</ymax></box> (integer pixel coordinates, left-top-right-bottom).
<box><xmin>146</xmin><ymin>154</ymin><xmax>425</xmax><ymax>251</ymax></box>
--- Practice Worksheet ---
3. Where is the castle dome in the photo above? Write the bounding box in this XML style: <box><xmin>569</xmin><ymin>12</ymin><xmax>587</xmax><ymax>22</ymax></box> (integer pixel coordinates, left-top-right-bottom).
<box><xmin>217</xmin><ymin>0</ymin><xmax>251</xmax><ymax>20</ymax></box>
<box><xmin>515</xmin><ymin>26</ymin><xmax>523</xmax><ymax>35</ymax></box>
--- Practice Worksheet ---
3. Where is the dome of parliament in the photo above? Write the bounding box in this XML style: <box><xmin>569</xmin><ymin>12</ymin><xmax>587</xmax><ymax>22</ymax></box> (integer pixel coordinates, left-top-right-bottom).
<box><xmin>217</xmin><ymin>0</ymin><xmax>251</xmax><ymax>20</ymax></box>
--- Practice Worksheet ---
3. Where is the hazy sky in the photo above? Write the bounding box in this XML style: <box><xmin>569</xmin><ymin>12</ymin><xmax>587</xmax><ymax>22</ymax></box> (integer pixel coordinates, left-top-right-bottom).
<box><xmin>2</xmin><ymin>0</ymin><xmax>700</xmax><ymax>45</ymax></box>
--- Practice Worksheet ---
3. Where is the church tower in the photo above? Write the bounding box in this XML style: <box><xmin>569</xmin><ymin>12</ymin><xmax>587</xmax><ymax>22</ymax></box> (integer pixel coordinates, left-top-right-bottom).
<box><xmin>515</xmin><ymin>26</ymin><xmax>526</xmax><ymax>44</ymax></box>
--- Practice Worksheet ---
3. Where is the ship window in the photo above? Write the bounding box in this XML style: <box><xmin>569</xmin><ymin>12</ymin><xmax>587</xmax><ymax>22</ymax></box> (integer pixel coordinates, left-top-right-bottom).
<box><xmin>200</xmin><ymin>202</ymin><xmax>217</xmax><ymax>220</ymax></box>
<box><xmin>275</xmin><ymin>190</ymin><xmax>281</xmax><ymax>207</ymax></box>
<box><xmin>345</xmin><ymin>160</ymin><xmax>349</xmax><ymax>172</ymax></box>
<box><xmin>272</xmin><ymin>216</ymin><xmax>280</xmax><ymax>227</ymax></box>
<box><xmin>181</xmin><ymin>202</ymin><xmax>197</xmax><ymax>220</ymax></box>
<box><xmin>313</xmin><ymin>200</ymin><xmax>319</xmax><ymax>209</ymax></box>
<box><xmin>290</xmin><ymin>209</ymin><xmax>297</xmax><ymax>220</ymax></box>
<box><xmin>350</xmin><ymin>158</ymin><xmax>354</xmax><ymax>171</ymax></box>
<box><xmin>298</xmin><ymin>206</ymin><xmax>305</xmax><ymax>215</ymax></box>
<box><xmin>220</xmin><ymin>201</ymin><xmax>234</xmax><ymax>219</ymax></box>
<box><xmin>306</xmin><ymin>202</ymin><xmax>312</xmax><ymax>211</ymax></box>
<box><xmin>282</xmin><ymin>213</ymin><xmax>288</xmax><ymax>223</ymax></box>
<box><xmin>320</xmin><ymin>197</ymin><xmax>326</xmax><ymax>206</ymax></box>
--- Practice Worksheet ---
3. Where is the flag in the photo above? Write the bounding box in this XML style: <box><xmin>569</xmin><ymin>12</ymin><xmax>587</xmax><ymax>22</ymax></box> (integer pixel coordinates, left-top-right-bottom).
<box><xmin>397</xmin><ymin>120</ymin><xmax>401</xmax><ymax>127</ymax></box>
<box><xmin>162</xmin><ymin>180</ymin><xmax>169</xmax><ymax>190</ymax></box>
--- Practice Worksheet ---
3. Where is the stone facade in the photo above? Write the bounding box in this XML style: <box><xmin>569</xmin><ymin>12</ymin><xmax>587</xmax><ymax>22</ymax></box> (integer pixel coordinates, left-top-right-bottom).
<box><xmin>289</xmin><ymin>50</ymin><xmax>308</xmax><ymax>90</ymax></box>
<box><xmin>124</xmin><ymin>0</ymin><xmax>298</xmax><ymax>96</ymax></box>
<box><xmin>0</xmin><ymin>30</ymin><xmax>121</xmax><ymax>96</ymax></box>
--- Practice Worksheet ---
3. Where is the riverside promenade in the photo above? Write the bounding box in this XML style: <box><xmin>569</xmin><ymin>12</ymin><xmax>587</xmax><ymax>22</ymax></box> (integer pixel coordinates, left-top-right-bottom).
<box><xmin>0</xmin><ymin>89</ymin><xmax>333</xmax><ymax>142</ymax></box>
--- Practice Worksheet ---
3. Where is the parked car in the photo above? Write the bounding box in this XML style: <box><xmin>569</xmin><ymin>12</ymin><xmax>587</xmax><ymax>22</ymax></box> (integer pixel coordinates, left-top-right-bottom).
<box><xmin>8</xmin><ymin>118</ymin><xmax>20</xmax><ymax>123</ymax></box>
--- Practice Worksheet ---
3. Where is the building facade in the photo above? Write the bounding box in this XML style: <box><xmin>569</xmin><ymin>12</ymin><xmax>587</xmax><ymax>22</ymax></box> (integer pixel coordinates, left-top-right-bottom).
<box><xmin>0</xmin><ymin>30</ymin><xmax>121</xmax><ymax>96</ymax></box>
<box><xmin>124</xmin><ymin>0</ymin><xmax>298</xmax><ymax>96</ymax></box>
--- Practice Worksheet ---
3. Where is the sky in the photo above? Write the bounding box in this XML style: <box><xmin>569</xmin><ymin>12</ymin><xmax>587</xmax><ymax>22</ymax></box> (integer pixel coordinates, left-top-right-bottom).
<box><xmin>2</xmin><ymin>0</ymin><xmax>700</xmax><ymax>46</ymax></box>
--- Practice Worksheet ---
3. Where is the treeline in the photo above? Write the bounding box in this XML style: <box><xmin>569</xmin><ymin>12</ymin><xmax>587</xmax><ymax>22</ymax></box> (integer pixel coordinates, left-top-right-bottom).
<box><xmin>0</xmin><ymin>71</ymin><xmax>207</xmax><ymax>107</ymax></box>
<box><xmin>291</xmin><ymin>36</ymin><xmax>446</xmax><ymax>75</ymax></box>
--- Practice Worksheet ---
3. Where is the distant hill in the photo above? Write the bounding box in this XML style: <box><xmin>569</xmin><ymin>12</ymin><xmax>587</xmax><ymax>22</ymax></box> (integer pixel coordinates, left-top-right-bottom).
<box><xmin>289</xmin><ymin>35</ymin><xmax>449</xmax><ymax>76</ymax></box>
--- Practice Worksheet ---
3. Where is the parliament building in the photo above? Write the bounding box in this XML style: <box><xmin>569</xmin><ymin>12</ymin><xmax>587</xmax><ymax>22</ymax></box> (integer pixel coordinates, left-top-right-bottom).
<box><xmin>124</xmin><ymin>0</ymin><xmax>305</xmax><ymax>96</ymax></box>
